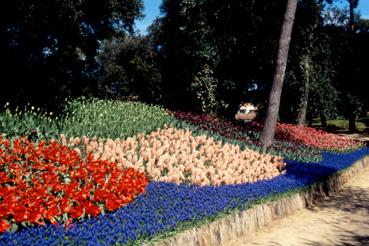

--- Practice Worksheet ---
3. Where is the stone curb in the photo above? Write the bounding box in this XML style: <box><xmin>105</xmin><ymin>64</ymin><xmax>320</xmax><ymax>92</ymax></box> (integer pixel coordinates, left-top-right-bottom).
<box><xmin>150</xmin><ymin>155</ymin><xmax>369</xmax><ymax>246</ymax></box>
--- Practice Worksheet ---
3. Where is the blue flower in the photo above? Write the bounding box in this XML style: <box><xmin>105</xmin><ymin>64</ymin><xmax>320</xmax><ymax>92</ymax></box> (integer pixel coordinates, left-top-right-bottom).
<box><xmin>1</xmin><ymin>148</ymin><xmax>368</xmax><ymax>245</ymax></box>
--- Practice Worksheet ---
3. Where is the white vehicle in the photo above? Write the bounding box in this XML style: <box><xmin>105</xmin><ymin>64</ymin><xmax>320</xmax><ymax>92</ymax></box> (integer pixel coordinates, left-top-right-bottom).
<box><xmin>235</xmin><ymin>103</ymin><xmax>258</xmax><ymax>121</ymax></box>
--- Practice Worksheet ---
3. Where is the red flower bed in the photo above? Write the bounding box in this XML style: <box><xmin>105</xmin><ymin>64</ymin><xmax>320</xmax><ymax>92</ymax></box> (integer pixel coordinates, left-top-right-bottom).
<box><xmin>0</xmin><ymin>135</ymin><xmax>149</xmax><ymax>233</ymax></box>
<box><xmin>275</xmin><ymin>123</ymin><xmax>363</xmax><ymax>151</ymax></box>
<box><xmin>171</xmin><ymin>111</ymin><xmax>253</xmax><ymax>144</ymax></box>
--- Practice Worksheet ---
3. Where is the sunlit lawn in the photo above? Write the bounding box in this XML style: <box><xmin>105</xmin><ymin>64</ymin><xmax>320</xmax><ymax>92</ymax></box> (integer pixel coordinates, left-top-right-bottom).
<box><xmin>311</xmin><ymin>118</ymin><xmax>369</xmax><ymax>132</ymax></box>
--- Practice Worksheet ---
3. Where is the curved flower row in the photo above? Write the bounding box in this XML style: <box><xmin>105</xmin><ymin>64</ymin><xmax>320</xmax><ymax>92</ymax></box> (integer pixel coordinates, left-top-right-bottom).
<box><xmin>1</xmin><ymin>148</ymin><xmax>368</xmax><ymax>245</ymax></box>
<box><xmin>276</xmin><ymin>123</ymin><xmax>364</xmax><ymax>151</ymax></box>
<box><xmin>171</xmin><ymin>111</ymin><xmax>253</xmax><ymax>144</ymax></box>
<box><xmin>0</xmin><ymin>135</ymin><xmax>149</xmax><ymax>233</ymax></box>
<box><xmin>63</xmin><ymin>127</ymin><xmax>286</xmax><ymax>186</ymax></box>
<box><xmin>171</xmin><ymin>111</ymin><xmax>322</xmax><ymax>162</ymax></box>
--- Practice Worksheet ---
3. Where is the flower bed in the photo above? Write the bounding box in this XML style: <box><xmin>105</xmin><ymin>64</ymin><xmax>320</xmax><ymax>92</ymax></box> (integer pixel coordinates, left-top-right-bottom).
<box><xmin>0</xmin><ymin>98</ymin><xmax>172</xmax><ymax>139</ymax></box>
<box><xmin>0</xmin><ymin>135</ymin><xmax>149</xmax><ymax>233</ymax></box>
<box><xmin>1</xmin><ymin>100</ymin><xmax>368</xmax><ymax>245</ymax></box>
<box><xmin>63</xmin><ymin>127</ymin><xmax>285</xmax><ymax>186</ymax></box>
<box><xmin>276</xmin><ymin>123</ymin><xmax>364</xmax><ymax>151</ymax></box>
<box><xmin>1</xmin><ymin>148</ymin><xmax>368</xmax><ymax>245</ymax></box>
<box><xmin>172</xmin><ymin>111</ymin><xmax>322</xmax><ymax>162</ymax></box>
<box><xmin>171</xmin><ymin>111</ymin><xmax>253</xmax><ymax>144</ymax></box>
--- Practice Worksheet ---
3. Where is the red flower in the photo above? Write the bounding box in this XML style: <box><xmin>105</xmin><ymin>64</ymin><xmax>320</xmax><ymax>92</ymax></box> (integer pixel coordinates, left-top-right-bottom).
<box><xmin>274</xmin><ymin>123</ymin><xmax>363</xmax><ymax>151</ymax></box>
<box><xmin>60</xmin><ymin>198</ymin><xmax>72</xmax><ymax>213</ymax></box>
<box><xmin>105</xmin><ymin>196</ymin><xmax>121</xmax><ymax>212</ymax></box>
<box><xmin>0</xmin><ymin>219</ymin><xmax>11</xmax><ymax>233</ymax></box>
<box><xmin>44</xmin><ymin>206</ymin><xmax>60</xmax><ymax>221</ymax></box>
<box><xmin>0</xmin><ymin>135</ymin><xmax>149</xmax><ymax>232</ymax></box>
<box><xmin>0</xmin><ymin>207</ymin><xmax>7</xmax><ymax>219</ymax></box>
<box><xmin>13</xmin><ymin>208</ymin><xmax>30</xmax><ymax>223</ymax></box>
<box><xmin>83</xmin><ymin>201</ymin><xmax>101</xmax><ymax>217</ymax></box>
<box><xmin>69</xmin><ymin>205</ymin><xmax>84</xmax><ymax>220</ymax></box>
<box><xmin>28</xmin><ymin>208</ymin><xmax>44</xmax><ymax>225</ymax></box>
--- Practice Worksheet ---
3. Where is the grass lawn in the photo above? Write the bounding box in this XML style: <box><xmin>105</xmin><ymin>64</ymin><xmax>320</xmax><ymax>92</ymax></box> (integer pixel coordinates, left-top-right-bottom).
<box><xmin>311</xmin><ymin>118</ymin><xmax>369</xmax><ymax>132</ymax></box>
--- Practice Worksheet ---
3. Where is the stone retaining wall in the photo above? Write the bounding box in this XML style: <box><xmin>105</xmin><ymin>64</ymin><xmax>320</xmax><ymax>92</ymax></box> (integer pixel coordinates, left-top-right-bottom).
<box><xmin>150</xmin><ymin>155</ymin><xmax>369</xmax><ymax>246</ymax></box>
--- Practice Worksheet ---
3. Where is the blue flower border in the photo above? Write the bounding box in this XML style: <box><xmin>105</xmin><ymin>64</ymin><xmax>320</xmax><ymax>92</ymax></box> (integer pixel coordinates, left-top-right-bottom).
<box><xmin>2</xmin><ymin>148</ymin><xmax>369</xmax><ymax>245</ymax></box>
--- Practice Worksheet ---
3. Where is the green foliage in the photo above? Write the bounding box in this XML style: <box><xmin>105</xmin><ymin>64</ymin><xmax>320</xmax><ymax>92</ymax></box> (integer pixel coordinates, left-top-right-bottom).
<box><xmin>0</xmin><ymin>104</ymin><xmax>59</xmax><ymax>139</ymax></box>
<box><xmin>0</xmin><ymin>98</ymin><xmax>173</xmax><ymax>140</ymax></box>
<box><xmin>190</xmin><ymin>65</ymin><xmax>219</xmax><ymax>114</ymax></box>
<box><xmin>97</xmin><ymin>35</ymin><xmax>163</xmax><ymax>103</ymax></box>
<box><xmin>0</xmin><ymin>0</ymin><xmax>144</xmax><ymax>107</ymax></box>
<box><xmin>158</xmin><ymin>0</ymin><xmax>285</xmax><ymax>115</ymax></box>
<box><xmin>58</xmin><ymin>98</ymin><xmax>172</xmax><ymax>139</ymax></box>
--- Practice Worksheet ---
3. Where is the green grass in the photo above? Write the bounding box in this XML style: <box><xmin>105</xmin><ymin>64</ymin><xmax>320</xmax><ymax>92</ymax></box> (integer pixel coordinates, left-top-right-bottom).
<box><xmin>359</xmin><ymin>116</ymin><xmax>369</xmax><ymax>127</ymax></box>
<box><xmin>311</xmin><ymin>118</ymin><xmax>368</xmax><ymax>132</ymax></box>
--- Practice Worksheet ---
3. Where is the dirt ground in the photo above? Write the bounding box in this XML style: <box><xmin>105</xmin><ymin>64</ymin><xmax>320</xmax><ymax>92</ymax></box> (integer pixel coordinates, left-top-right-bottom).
<box><xmin>224</xmin><ymin>166</ymin><xmax>369</xmax><ymax>246</ymax></box>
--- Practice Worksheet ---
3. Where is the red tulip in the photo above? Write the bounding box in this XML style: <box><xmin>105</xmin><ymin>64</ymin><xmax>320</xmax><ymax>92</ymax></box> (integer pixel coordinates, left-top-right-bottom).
<box><xmin>0</xmin><ymin>219</ymin><xmax>11</xmax><ymax>233</ymax></box>
<box><xmin>83</xmin><ymin>201</ymin><xmax>101</xmax><ymax>217</ymax></box>
<box><xmin>69</xmin><ymin>205</ymin><xmax>84</xmax><ymax>219</ymax></box>
<box><xmin>13</xmin><ymin>208</ymin><xmax>31</xmax><ymax>223</ymax></box>
<box><xmin>44</xmin><ymin>206</ymin><xmax>60</xmax><ymax>221</ymax></box>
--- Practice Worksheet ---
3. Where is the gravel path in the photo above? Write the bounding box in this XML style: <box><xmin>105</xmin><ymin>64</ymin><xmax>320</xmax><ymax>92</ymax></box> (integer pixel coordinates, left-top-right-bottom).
<box><xmin>225</xmin><ymin>166</ymin><xmax>369</xmax><ymax>246</ymax></box>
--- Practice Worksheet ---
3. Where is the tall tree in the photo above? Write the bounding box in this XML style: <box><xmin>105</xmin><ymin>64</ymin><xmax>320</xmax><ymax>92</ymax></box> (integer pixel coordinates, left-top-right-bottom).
<box><xmin>347</xmin><ymin>0</ymin><xmax>359</xmax><ymax>132</ymax></box>
<box><xmin>295</xmin><ymin>0</ymin><xmax>319</xmax><ymax>126</ymax></box>
<box><xmin>260</xmin><ymin>0</ymin><xmax>298</xmax><ymax>149</ymax></box>
<box><xmin>0</xmin><ymin>0</ymin><xmax>143</xmax><ymax>108</ymax></box>
<box><xmin>296</xmin><ymin>55</ymin><xmax>311</xmax><ymax>125</ymax></box>
<box><xmin>97</xmin><ymin>35</ymin><xmax>163</xmax><ymax>103</ymax></box>
<box><xmin>158</xmin><ymin>0</ymin><xmax>286</xmax><ymax>115</ymax></box>
<box><xmin>349</xmin><ymin>0</ymin><xmax>359</xmax><ymax>32</ymax></box>
<box><xmin>295</xmin><ymin>0</ymin><xmax>332</xmax><ymax>126</ymax></box>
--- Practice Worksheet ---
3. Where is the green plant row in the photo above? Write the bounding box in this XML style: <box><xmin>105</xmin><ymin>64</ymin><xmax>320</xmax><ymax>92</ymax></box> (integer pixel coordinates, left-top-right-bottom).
<box><xmin>0</xmin><ymin>98</ymin><xmax>173</xmax><ymax>140</ymax></box>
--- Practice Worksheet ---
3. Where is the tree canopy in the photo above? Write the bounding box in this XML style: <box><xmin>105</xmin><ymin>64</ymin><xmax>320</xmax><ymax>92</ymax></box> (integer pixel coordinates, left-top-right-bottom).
<box><xmin>1</xmin><ymin>0</ymin><xmax>368</xmax><ymax>134</ymax></box>
<box><xmin>0</xmin><ymin>0</ymin><xmax>143</xmax><ymax>108</ymax></box>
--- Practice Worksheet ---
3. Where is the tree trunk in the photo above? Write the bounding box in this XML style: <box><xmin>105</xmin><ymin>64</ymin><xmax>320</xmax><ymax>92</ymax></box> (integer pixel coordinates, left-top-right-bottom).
<box><xmin>349</xmin><ymin>113</ymin><xmax>356</xmax><ymax>133</ymax></box>
<box><xmin>348</xmin><ymin>0</ymin><xmax>358</xmax><ymax>132</ymax></box>
<box><xmin>349</xmin><ymin>0</ymin><xmax>359</xmax><ymax>33</ymax></box>
<box><xmin>297</xmin><ymin>55</ymin><xmax>310</xmax><ymax>126</ymax></box>
<box><xmin>260</xmin><ymin>0</ymin><xmax>298</xmax><ymax>149</ymax></box>
<box><xmin>320</xmin><ymin>111</ymin><xmax>327</xmax><ymax>128</ymax></box>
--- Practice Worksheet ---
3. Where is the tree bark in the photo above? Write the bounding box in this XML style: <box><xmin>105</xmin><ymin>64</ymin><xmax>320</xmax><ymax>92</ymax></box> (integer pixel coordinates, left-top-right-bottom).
<box><xmin>260</xmin><ymin>0</ymin><xmax>298</xmax><ymax>149</ymax></box>
<box><xmin>348</xmin><ymin>0</ymin><xmax>358</xmax><ymax>132</ymax></box>
<box><xmin>297</xmin><ymin>55</ymin><xmax>310</xmax><ymax>126</ymax></box>
<box><xmin>320</xmin><ymin>111</ymin><xmax>327</xmax><ymax>128</ymax></box>
<box><xmin>349</xmin><ymin>0</ymin><xmax>359</xmax><ymax>33</ymax></box>
<box><xmin>349</xmin><ymin>112</ymin><xmax>356</xmax><ymax>133</ymax></box>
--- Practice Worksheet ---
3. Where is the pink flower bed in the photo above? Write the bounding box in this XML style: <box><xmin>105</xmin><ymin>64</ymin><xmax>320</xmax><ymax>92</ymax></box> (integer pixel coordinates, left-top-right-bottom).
<box><xmin>61</xmin><ymin>128</ymin><xmax>285</xmax><ymax>186</ymax></box>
